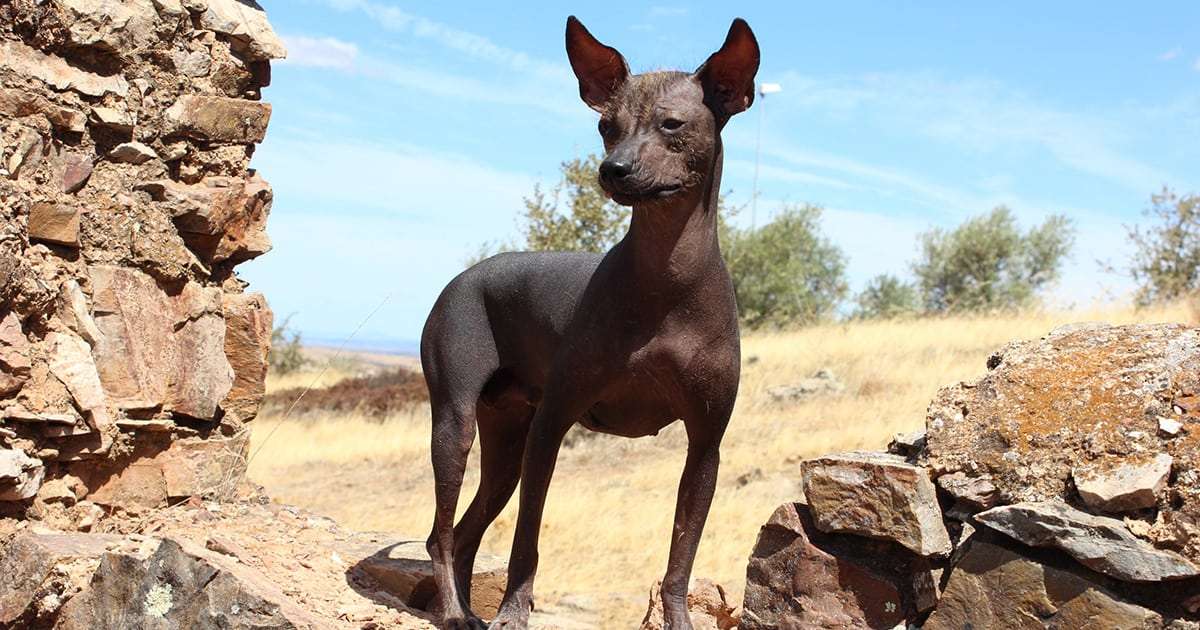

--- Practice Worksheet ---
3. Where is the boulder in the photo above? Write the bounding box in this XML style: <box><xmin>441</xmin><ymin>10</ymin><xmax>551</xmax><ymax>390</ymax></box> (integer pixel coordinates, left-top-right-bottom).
<box><xmin>45</xmin><ymin>534</ymin><xmax>317</xmax><ymax>629</ymax></box>
<box><xmin>923</xmin><ymin>540</ymin><xmax>1164</xmax><ymax>630</ymax></box>
<box><xmin>1074</xmin><ymin>453</ymin><xmax>1173</xmax><ymax>512</ymax></box>
<box><xmin>741</xmin><ymin>502</ymin><xmax>935</xmax><ymax>630</ymax></box>
<box><xmin>220</xmin><ymin>292</ymin><xmax>273</xmax><ymax>423</ymax></box>
<box><xmin>28</xmin><ymin>202</ymin><xmax>81</xmax><ymax>247</ymax></box>
<box><xmin>164</xmin><ymin>95</ymin><xmax>272</xmax><ymax>143</ymax></box>
<box><xmin>640</xmin><ymin>578</ymin><xmax>737</xmax><ymax>630</ymax></box>
<box><xmin>0</xmin><ymin>531</ymin><xmax>124</xmax><ymax>624</ymax></box>
<box><xmin>199</xmin><ymin>0</ymin><xmax>288</xmax><ymax>61</ymax></box>
<box><xmin>975</xmin><ymin>501</ymin><xmax>1199</xmax><ymax>582</ymax></box>
<box><xmin>801</xmin><ymin>452</ymin><xmax>952</xmax><ymax>556</ymax></box>
<box><xmin>0</xmin><ymin>448</ymin><xmax>44</xmax><ymax>501</ymax></box>
<box><xmin>923</xmin><ymin>323</ymin><xmax>1200</xmax><ymax>563</ymax></box>
<box><xmin>347</xmin><ymin>539</ymin><xmax>507</xmax><ymax>619</ymax></box>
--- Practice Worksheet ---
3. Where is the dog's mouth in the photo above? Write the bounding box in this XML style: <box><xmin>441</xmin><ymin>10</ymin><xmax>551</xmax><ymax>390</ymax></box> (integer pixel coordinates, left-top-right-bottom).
<box><xmin>605</xmin><ymin>184</ymin><xmax>683</xmax><ymax>205</ymax></box>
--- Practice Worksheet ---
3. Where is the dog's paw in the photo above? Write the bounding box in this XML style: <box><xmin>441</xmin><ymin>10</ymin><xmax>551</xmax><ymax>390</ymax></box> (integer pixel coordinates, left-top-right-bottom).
<box><xmin>485</xmin><ymin>609</ymin><xmax>529</xmax><ymax>630</ymax></box>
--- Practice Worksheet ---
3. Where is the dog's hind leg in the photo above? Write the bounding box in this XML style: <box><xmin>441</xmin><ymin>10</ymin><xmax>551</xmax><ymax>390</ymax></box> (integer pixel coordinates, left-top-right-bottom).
<box><xmin>452</xmin><ymin>389</ymin><xmax>533</xmax><ymax>614</ymax></box>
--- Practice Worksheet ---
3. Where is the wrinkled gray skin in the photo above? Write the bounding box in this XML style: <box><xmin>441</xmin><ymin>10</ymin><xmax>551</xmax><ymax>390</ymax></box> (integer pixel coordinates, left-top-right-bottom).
<box><xmin>421</xmin><ymin>16</ymin><xmax>759</xmax><ymax>630</ymax></box>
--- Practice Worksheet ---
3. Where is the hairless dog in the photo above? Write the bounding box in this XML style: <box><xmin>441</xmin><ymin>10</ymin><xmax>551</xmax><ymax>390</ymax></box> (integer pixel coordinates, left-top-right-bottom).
<box><xmin>421</xmin><ymin>16</ymin><xmax>759</xmax><ymax>630</ymax></box>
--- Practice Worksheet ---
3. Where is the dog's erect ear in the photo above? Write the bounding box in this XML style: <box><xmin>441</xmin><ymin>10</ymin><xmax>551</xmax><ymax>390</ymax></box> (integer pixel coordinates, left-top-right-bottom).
<box><xmin>695</xmin><ymin>18</ymin><xmax>760</xmax><ymax>119</ymax></box>
<box><xmin>566</xmin><ymin>16</ymin><xmax>629</xmax><ymax>112</ymax></box>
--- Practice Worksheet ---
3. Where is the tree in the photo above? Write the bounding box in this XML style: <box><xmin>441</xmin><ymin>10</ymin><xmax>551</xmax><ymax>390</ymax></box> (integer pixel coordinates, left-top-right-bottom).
<box><xmin>854</xmin><ymin>274</ymin><xmax>920</xmax><ymax>320</ymax></box>
<box><xmin>913</xmin><ymin>207</ymin><xmax>1074</xmax><ymax>313</ymax></box>
<box><xmin>725</xmin><ymin>204</ymin><xmax>848</xmax><ymax>328</ymax></box>
<box><xmin>522</xmin><ymin>155</ymin><xmax>630</xmax><ymax>253</ymax></box>
<box><xmin>1126</xmin><ymin>187</ymin><xmax>1200</xmax><ymax>305</ymax></box>
<box><xmin>269</xmin><ymin>316</ymin><xmax>305</xmax><ymax>375</ymax></box>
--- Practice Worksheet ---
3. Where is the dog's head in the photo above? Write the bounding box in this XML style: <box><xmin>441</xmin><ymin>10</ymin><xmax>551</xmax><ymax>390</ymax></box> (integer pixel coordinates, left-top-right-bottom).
<box><xmin>565</xmin><ymin>16</ymin><xmax>759</xmax><ymax>207</ymax></box>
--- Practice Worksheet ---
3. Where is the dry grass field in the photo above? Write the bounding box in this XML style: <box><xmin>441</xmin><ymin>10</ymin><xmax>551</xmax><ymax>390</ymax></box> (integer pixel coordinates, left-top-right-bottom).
<box><xmin>247</xmin><ymin>301</ymin><xmax>1195</xmax><ymax>626</ymax></box>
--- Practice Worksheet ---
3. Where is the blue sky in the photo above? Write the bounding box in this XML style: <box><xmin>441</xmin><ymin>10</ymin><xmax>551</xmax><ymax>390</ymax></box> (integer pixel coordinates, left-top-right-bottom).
<box><xmin>244</xmin><ymin>1</ymin><xmax>1199</xmax><ymax>350</ymax></box>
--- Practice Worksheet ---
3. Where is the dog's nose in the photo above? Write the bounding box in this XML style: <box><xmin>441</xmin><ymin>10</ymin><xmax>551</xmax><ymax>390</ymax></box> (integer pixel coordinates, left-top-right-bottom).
<box><xmin>599</xmin><ymin>158</ymin><xmax>633</xmax><ymax>181</ymax></box>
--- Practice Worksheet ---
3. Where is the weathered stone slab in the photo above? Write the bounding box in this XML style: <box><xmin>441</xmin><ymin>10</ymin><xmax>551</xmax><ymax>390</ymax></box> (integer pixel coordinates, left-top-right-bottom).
<box><xmin>138</xmin><ymin>174</ymin><xmax>273</xmax><ymax>264</ymax></box>
<box><xmin>923</xmin><ymin>540</ymin><xmax>1164</xmax><ymax>630</ymax></box>
<box><xmin>741</xmin><ymin>502</ymin><xmax>933</xmax><ymax>630</ymax></box>
<box><xmin>51</xmin><ymin>0</ymin><xmax>160</xmax><ymax>54</ymax></box>
<box><xmin>220</xmin><ymin>292</ymin><xmax>273</xmax><ymax>423</ymax></box>
<box><xmin>0</xmin><ymin>41</ymin><xmax>128</xmax><ymax>97</ymax></box>
<box><xmin>28</xmin><ymin>202</ymin><xmax>81</xmax><ymax>247</ymax></box>
<box><xmin>0</xmin><ymin>531</ymin><xmax>123</xmax><ymax>624</ymax></box>
<box><xmin>200</xmin><ymin>0</ymin><xmax>288</xmax><ymax>61</ymax></box>
<box><xmin>1074</xmin><ymin>453</ymin><xmax>1173</xmax><ymax>513</ymax></box>
<box><xmin>0</xmin><ymin>88</ymin><xmax>87</xmax><ymax>133</ymax></box>
<box><xmin>801</xmin><ymin>451</ymin><xmax>952</xmax><ymax>556</ymax></box>
<box><xmin>0</xmin><ymin>311</ymin><xmax>30</xmax><ymax>396</ymax></box>
<box><xmin>108</xmin><ymin>141</ymin><xmax>157</xmax><ymax>164</ymax></box>
<box><xmin>937</xmin><ymin>471</ymin><xmax>999</xmax><ymax>512</ymax></box>
<box><xmin>975</xmin><ymin>501</ymin><xmax>1199</xmax><ymax>582</ymax></box>
<box><xmin>164</xmin><ymin>95</ymin><xmax>271</xmax><ymax>143</ymax></box>
<box><xmin>347</xmin><ymin>539</ymin><xmax>506</xmax><ymax>619</ymax></box>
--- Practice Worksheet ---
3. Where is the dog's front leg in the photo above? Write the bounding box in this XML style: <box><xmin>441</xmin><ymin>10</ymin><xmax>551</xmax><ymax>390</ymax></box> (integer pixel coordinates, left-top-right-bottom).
<box><xmin>487</xmin><ymin>397</ymin><xmax>578</xmax><ymax>629</ymax></box>
<box><xmin>661</xmin><ymin>397</ymin><xmax>734</xmax><ymax>630</ymax></box>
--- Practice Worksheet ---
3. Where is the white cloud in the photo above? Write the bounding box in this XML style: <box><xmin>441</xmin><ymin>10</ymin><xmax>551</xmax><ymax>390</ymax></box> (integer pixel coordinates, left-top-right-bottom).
<box><xmin>280</xmin><ymin>35</ymin><xmax>359</xmax><ymax>71</ymax></box>
<box><xmin>773</xmin><ymin>71</ymin><xmax>1175</xmax><ymax>194</ymax></box>
<box><xmin>649</xmin><ymin>6</ymin><xmax>689</xmax><ymax>17</ymax></box>
<box><xmin>323</xmin><ymin>0</ymin><xmax>571</xmax><ymax>82</ymax></box>
<box><xmin>1159</xmin><ymin>46</ymin><xmax>1182</xmax><ymax>61</ymax></box>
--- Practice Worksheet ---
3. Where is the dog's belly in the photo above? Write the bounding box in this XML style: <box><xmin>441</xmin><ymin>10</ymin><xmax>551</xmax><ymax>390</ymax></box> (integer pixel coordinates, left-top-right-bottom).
<box><xmin>580</xmin><ymin>377</ymin><xmax>678</xmax><ymax>438</ymax></box>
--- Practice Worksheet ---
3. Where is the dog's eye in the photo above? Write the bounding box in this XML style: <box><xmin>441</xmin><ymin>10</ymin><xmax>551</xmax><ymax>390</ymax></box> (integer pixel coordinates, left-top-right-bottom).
<box><xmin>661</xmin><ymin>118</ymin><xmax>685</xmax><ymax>131</ymax></box>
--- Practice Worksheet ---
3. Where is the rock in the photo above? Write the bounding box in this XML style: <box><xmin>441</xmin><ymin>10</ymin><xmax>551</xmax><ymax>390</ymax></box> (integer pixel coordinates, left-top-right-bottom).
<box><xmin>55</xmin><ymin>536</ymin><xmax>319</xmax><ymax>628</ymax></box>
<box><xmin>51</xmin><ymin>0</ymin><xmax>160</xmax><ymax>55</ymax></box>
<box><xmin>89</xmin><ymin>266</ymin><xmax>234</xmax><ymax>420</ymax></box>
<box><xmin>107</xmin><ymin>141</ymin><xmax>158</xmax><ymax>164</ymax></box>
<box><xmin>46</xmin><ymin>331</ymin><xmax>113</xmax><ymax>433</ymax></box>
<box><xmin>220</xmin><ymin>292</ymin><xmax>272</xmax><ymax>423</ymax></box>
<box><xmin>801</xmin><ymin>452</ymin><xmax>952</xmax><ymax>556</ymax></box>
<box><xmin>640</xmin><ymin>578</ymin><xmax>737</xmax><ymax>630</ymax></box>
<box><xmin>741</xmin><ymin>502</ymin><xmax>930</xmax><ymax>630</ymax></box>
<box><xmin>887</xmin><ymin>429</ymin><xmax>926</xmax><ymax>457</ymax></box>
<box><xmin>0</xmin><ymin>88</ymin><xmax>87</xmax><ymax>133</ymax></box>
<box><xmin>925</xmin><ymin>540</ymin><xmax>1165</xmax><ymax>630</ymax></box>
<box><xmin>88</xmin><ymin>106</ymin><xmax>135</xmax><ymax>134</ymax></box>
<box><xmin>164</xmin><ymin>95</ymin><xmax>272</xmax><ymax>143</ymax></box>
<box><xmin>0</xmin><ymin>41</ymin><xmax>128</xmax><ymax>97</ymax></box>
<box><xmin>28</xmin><ymin>202</ymin><xmax>81</xmax><ymax>247</ymax></box>
<box><xmin>199</xmin><ymin>0</ymin><xmax>288</xmax><ymax>61</ymax></box>
<box><xmin>86</xmin><ymin>462</ymin><xmax>168</xmax><ymax>509</ymax></box>
<box><xmin>936</xmin><ymin>471</ymin><xmax>999</xmax><ymax>512</ymax></box>
<box><xmin>156</xmin><ymin>432</ymin><xmax>249</xmax><ymax>498</ymax></box>
<box><xmin>1074</xmin><ymin>453</ymin><xmax>1174</xmax><ymax>512</ymax></box>
<box><xmin>57</xmin><ymin>280</ymin><xmax>103</xmax><ymax>347</ymax></box>
<box><xmin>767</xmin><ymin>368</ymin><xmax>844</xmax><ymax>402</ymax></box>
<box><xmin>975</xmin><ymin>501</ymin><xmax>1199</xmax><ymax>582</ymax></box>
<box><xmin>138</xmin><ymin>174</ymin><xmax>274</xmax><ymax>264</ymax></box>
<box><xmin>169</xmin><ymin>282</ymin><xmax>235</xmax><ymax>420</ymax></box>
<box><xmin>1160</xmin><ymin>417</ymin><xmax>1185</xmax><ymax>437</ymax></box>
<box><xmin>349</xmin><ymin>539</ymin><xmax>507</xmax><ymax>619</ymax></box>
<box><xmin>0</xmin><ymin>531</ymin><xmax>124</xmax><ymax>624</ymax></box>
<box><xmin>6</xmin><ymin>127</ymin><xmax>43</xmax><ymax>179</ymax></box>
<box><xmin>0</xmin><ymin>311</ymin><xmax>31</xmax><ymax>396</ymax></box>
<box><xmin>923</xmin><ymin>323</ymin><xmax>1200</xmax><ymax>563</ymax></box>
<box><xmin>172</xmin><ymin>49</ymin><xmax>212</xmax><ymax>77</ymax></box>
<box><xmin>0</xmin><ymin>448</ymin><xmax>44</xmax><ymax>501</ymax></box>
<box><xmin>60</xmin><ymin>152</ymin><xmax>94</xmax><ymax>193</ymax></box>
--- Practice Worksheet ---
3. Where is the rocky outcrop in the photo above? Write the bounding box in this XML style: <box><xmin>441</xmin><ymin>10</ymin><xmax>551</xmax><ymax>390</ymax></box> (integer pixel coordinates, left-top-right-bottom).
<box><xmin>0</xmin><ymin>0</ymin><xmax>278</xmax><ymax>515</ymax></box>
<box><xmin>745</xmin><ymin>323</ymin><xmax>1200</xmax><ymax>628</ymax></box>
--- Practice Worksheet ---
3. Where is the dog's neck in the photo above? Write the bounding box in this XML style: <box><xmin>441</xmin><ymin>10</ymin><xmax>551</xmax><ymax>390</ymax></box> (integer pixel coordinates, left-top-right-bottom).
<box><xmin>622</xmin><ymin>139</ymin><xmax>725</xmax><ymax>293</ymax></box>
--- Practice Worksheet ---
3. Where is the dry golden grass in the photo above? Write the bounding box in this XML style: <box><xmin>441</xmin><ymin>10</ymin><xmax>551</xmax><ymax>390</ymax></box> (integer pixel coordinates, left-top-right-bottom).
<box><xmin>248</xmin><ymin>301</ymin><xmax>1192</xmax><ymax>626</ymax></box>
